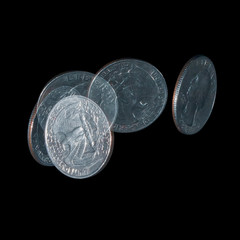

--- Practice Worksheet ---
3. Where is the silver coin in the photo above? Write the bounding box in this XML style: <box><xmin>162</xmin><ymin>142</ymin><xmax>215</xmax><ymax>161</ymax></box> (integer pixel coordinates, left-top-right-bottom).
<box><xmin>88</xmin><ymin>76</ymin><xmax>118</xmax><ymax>130</ymax></box>
<box><xmin>37</xmin><ymin>71</ymin><xmax>95</xmax><ymax>129</ymax></box>
<box><xmin>95</xmin><ymin>59</ymin><xmax>168</xmax><ymax>133</ymax></box>
<box><xmin>172</xmin><ymin>55</ymin><xmax>217</xmax><ymax>135</ymax></box>
<box><xmin>27</xmin><ymin>104</ymin><xmax>53</xmax><ymax>166</ymax></box>
<box><xmin>45</xmin><ymin>95</ymin><xmax>113</xmax><ymax>179</ymax></box>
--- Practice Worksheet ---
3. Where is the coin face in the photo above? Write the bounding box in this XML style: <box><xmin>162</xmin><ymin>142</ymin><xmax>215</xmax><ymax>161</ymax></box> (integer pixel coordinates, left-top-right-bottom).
<box><xmin>95</xmin><ymin>59</ymin><xmax>168</xmax><ymax>133</ymax></box>
<box><xmin>88</xmin><ymin>76</ymin><xmax>118</xmax><ymax>130</ymax></box>
<box><xmin>27</xmin><ymin>104</ymin><xmax>53</xmax><ymax>166</ymax></box>
<box><xmin>45</xmin><ymin>95</ymin><xmax>113</xmax><ymax>179</ymax></box>
<box><xmin>172</xmin><ymin>55</ymin><xmax>217</xmax><ymax>135</ymax></box>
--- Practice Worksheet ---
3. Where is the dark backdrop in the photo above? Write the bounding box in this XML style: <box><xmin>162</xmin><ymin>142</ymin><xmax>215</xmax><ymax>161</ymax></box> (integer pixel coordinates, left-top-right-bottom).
<box><xmin>8</xmin><ymin>3</ymin><xmax>235</xmax><ymax>234</ymax></box>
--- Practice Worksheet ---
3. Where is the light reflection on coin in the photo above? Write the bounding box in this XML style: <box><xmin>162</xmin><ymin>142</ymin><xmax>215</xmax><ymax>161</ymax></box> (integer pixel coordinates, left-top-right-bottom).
<box><xmin>172</xmin><ymin>55</ymin><xmax>217</xmax><ymax>135</ymax></box>
<box><xmin>27</xmin><ymin>104</ymin><xmax>53</xmax><ymax>166</ymax></box>
<box><xmin>45</xmin><ymin>95</ymin><xmax>113</xmax><ymax>179</ymax></box>
<box><xmin>94</xmin><ymin>59</ymin><xmax>168</xmax><ymax>133</ymax></box>
<box><xmin>88</xmin><ymin>76</ymin><xmax>118</xmax><ymax>130</ymax></box>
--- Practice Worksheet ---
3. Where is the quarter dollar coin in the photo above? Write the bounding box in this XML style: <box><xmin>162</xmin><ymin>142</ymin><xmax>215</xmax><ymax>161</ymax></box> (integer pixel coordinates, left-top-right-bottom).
<box><xmin>172</xmin><ymin>55</ymin><xmax>217</xmax><ymax>135</ymax></box>
<box><xmin>94</xmin><ymin>59</ymin><xmax>168</xmax><ymax>133</ymax></box>
<box><xmin>45</xmin><ymin>95</ymin><xmax>114</xmax><ymax>179</ymax></box>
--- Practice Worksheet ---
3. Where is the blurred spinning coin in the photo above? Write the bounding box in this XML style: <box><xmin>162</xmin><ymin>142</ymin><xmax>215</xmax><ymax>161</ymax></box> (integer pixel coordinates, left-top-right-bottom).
<box><xmin>37</xmin><ymin>71</ymin><xmax>118</xmax><ymax>132</ymax></box>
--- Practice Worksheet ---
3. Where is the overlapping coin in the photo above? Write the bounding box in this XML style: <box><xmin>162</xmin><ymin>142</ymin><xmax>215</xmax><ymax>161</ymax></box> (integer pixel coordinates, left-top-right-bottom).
<box><xmin>28</xmin><ymin>71</ymin><xmax>117</xmax><ymax>178</ymax></box>
<box><xmin>27</xmin><ymin>56</ymin><xmax>217</xmax><ymax>179</ymax></box>
<box><xmin>94</xmin><ymin>59</ymin><xmax>168</xmax><ymax>133</ymax></box>
<box><xmin>37</xmin><ymin>71</ymin><xmax>118</xmax><ymax>132</ymax></box>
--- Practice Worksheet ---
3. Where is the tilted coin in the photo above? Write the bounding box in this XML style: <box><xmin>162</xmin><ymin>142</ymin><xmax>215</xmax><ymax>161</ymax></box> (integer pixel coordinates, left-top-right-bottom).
<box><xmin>27</xmin><ymin>104</ymin><xmax>53</xmax><ymax>166</ymax></box>
<box><xmin>45</xmin><ymin>95</ymin><xmax>114</xmax><ymax>179</ymax></box>
<box><xmin>172</xmin><ymin>55</ymin><xmax>217</xmax><ymax>135</ymax></box>
<box><xmin>94</xmin><ymin>59</ymin><xmax>168</xmax><ymax>133</ymax></box>
<box><xmin>88</xmin><ymin>76</ymin><xmax>118</xmax><ymax>130</ymax></box>
<box><xmin>37</xmin><ymin>71</ymin><xmax>118</xmax><ymax>131</ymax></box>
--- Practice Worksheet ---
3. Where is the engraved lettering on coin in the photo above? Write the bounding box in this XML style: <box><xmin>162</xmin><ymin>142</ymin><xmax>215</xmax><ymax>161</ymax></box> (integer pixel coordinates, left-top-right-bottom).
<box><xmin>172</xmin><ymin>55</ymin><xmax>217</xmax><ymax>135</ymax></box>
<box><xmin>95</xmin><ymin>59</ymin><xmax>168</xmax><ymax>133</ymax></box>
<box><xmin>45</xmin><ymin>95</ymin><xmax>113</xmax><ymax>179</ymax></box>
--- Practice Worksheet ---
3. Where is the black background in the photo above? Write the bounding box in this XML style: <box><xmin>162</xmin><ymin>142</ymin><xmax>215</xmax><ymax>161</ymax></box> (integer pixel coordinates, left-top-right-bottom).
<box><xmin>8</xmin><ymin>2</ymin><xmax>237</xmax><ymax>233</ymax></box>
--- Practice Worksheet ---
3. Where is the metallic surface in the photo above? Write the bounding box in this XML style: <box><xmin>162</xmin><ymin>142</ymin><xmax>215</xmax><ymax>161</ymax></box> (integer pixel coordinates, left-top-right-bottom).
<box><xmin>172</xmin><ymin>55</ymin><xmax>217</xmax><ymax>135</ymax></box>
<box><xmin>95</xmin><ymin>59</ymin><xmax>168</xmax><ymax>133</ymax></box>
<box><xmin>45</xmin><ymin>95</ymin><xmax>113</xmax><ymax>179</ymax></box>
